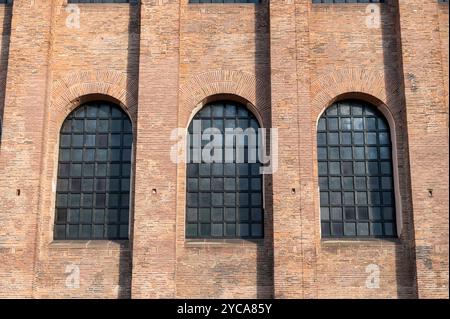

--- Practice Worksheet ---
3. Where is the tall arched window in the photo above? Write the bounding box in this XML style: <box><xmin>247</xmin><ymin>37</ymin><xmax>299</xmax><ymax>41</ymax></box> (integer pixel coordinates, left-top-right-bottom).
<box><xmin>54</xmin><ymin>101</ymin><xmax>132</xmax><ymax>240</ymax></box>
<box><xmin>186</xmin><ymin>101</ymin><xmax>263</xmax><ymax>239</ymax></box>
<box><xmin>318</xmin><ymin>100</ymin><xmax>396</xmax><ymax>238</ymax></box>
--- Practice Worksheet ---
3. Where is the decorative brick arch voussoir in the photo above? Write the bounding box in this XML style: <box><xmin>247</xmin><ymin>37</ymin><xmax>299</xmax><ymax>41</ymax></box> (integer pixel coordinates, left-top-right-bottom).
<box><xmin>179</xmin><ymin>70</ymin><xmax>270</xmax><ymax>127</ymax></box>
<box><xmin>51</xmin><ymin>70</ymin><xmax>138</xmax><ymax>125</ymax></box>
<box><xmin>311</xmin><ymin>68</ymin><xmax>402</xmax><ymax>121</ymax></box>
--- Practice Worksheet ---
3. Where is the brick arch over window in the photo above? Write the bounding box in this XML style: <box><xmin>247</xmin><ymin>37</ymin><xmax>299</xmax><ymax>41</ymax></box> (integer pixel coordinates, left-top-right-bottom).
<box><xmin>311</xmin><ymin>68</ymin><xmax>403</xmax><ymax>122</ymax></box>
<box><xmin>37</xmin><ymin>70</ymin><xmax>138</xmax><ymax>244</ymax></box>
<box><xmin>51</xmin><ymin>70</ymin><xmax>138</xmax><ymax>126</ymax></box>
<box><xmin>179</xmin><ymin>70</ymin><xmax>271</xmax><ymax>128</ymax></box>
<box><xmin>311</xmin><ymin>68</ymin><xmax>406</xmax><ymax>238</ymax></box>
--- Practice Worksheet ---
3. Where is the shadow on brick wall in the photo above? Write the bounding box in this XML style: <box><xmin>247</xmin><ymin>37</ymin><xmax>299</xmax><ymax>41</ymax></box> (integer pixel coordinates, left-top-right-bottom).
<box><xmin>381</xmin><ymin>0</ymin><xmax>417</xmax><ymax>299</ymax></box>
<box><xmin>255</xmin><ymin>0</ymin><xmax>274</xmax><ymax>299</ymax></box>
<box><xmin>0</xmin><ymin>3</ymin><xmax>12</xmax><ymax>144</ymax></box>
<box><xmin>118</xmin><ymin>0</ymin><xmax>141</xmax><ymax>299</ymax></box>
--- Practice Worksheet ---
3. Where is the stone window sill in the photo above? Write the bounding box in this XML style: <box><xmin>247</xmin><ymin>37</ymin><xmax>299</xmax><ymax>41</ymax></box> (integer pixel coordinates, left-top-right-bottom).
<box><xmin>49</xmin><ymin>240</ymin><xmax>130</xmax><ymax>250</ymax></box>
<box><xmin>184</xmin><ymin>238</ymin><xmax>264</xmax><ymax>248</ymax></box>
<box><xmin>321</xmin><ymin>237</ymin><xmax>402</xmax><ymax>247</ymax></box>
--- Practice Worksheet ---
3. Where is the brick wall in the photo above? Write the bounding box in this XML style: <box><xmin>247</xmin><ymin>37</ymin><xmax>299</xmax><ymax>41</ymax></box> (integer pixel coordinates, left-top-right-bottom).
<box><xmin>174</xmin><ymin>1</ymin><xmax>273</xmax><ymax>299</ymax></box>
<box><xmin>0</xmin><ymin>4</ymin><xmax>11</xmax><ymax>135</ymax></box>
<box><xmin>0</xmin><ymin>0</ymin><xmax>54</xmax><ymax>298</ymax></box>
<box><xmin>0</xmin><ymin>0</ymin><xmax>447</xmax><ymax>299</ymax></box>
<box><xmin>398</xmin><ymin>0</ymin><xmax>449</xmax><ymax>298</ymax></box>
<box><xmin>309</xmin><ymin>1</ymin><xmax>416</xmax><ymax>299</ymax></box>
<box><xmin>32</xmin><ymin>2</ymin><xmax>139</xmax><ymax>299</ymax></box>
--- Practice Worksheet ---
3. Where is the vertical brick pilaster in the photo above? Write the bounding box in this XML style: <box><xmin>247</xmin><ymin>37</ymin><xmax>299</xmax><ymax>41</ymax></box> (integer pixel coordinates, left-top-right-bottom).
<box><xmin>0</xmin><ymin>0</ymin><xmax>54</xmax><ymax>298</ymax></box>
<box><xmin>398</xmin><ymin>0</ymin><xmax>449</xmax><ymax>298</ymax></box>
<box><xmin>131</xmin><ymin>0</ymin><xmax>180</xmax><ymax>298</ymax></box>
<box><xmin>270</xmin><ymin>0</ymin><xmax>314</xmax><ymax>298</ymax></box>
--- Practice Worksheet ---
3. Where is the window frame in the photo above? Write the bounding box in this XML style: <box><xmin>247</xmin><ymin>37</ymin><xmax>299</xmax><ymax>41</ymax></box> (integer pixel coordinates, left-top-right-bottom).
<box><xmin>317</xmin><ymin>99</ymin><xmax>399</xmax><ymax>239</ymax></box>
<box><xmin>53</xmin><ymin>101</ymin><xmax>133</xmax><ymax>241</ymax></box>
<box><xmin>185</xmin><ymin>100</ymin><xmax>265</xmax><ymax>240</ymax></box>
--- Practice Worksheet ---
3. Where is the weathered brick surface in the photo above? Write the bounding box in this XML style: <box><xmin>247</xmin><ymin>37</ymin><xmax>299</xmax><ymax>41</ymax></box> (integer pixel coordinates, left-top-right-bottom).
<box><xmin>397</xmin><ymin>0</ymin><xmax>449</xmax><ymax>298</ymax></box>
<box><xmin>0</xmin><ymin>0</ymin><xmax>447</xmax><ymax>299</ymax></box>
<box><xmin>0</xmin><ymin>5</ymin><xmax>11</xmax><ymax>131</ymax></box>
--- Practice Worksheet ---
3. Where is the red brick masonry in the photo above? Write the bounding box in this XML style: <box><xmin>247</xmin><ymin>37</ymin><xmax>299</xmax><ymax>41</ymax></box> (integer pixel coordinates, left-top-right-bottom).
<box><xmin>0</xmin><ymin>0</ymin><xmax>448</xmax><ymax>299</ymax></box>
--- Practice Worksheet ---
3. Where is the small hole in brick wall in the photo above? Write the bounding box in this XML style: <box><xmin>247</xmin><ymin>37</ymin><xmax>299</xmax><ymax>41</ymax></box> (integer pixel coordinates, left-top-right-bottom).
<box><xmin>428</xmin><ymin>189</ymin><xmax>433</xmax><ymax>197</ymax></box>
<box><xmin>16</xmin><ymin>189</ymin><xmax>20</xmax><ymax>196</ymax></box>
<box><xmin>152</xmin><ymin>189</ymin><xmax>157</xmax><ymax>195</ymax></box>
<box><xmin>291</xmin><ymin>188</ymin><xmax>296</xmax><ymax>194</ymax></box>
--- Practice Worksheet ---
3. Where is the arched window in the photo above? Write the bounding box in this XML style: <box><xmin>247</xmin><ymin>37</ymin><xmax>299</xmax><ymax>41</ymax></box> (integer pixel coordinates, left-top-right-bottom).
<box><xmin>318</xmin><ymin>100</ymin><xmax>396</xmax><ymax>238</ymax></box>
<box><xmin>186</xmin><ymin>101</ymin><xmax>263</xmax><ymax>239</ymax></box>
<box><xmin>54</xmin><ymin>101</ymin><xmax>132</xmax><ymax>240</ymax></box>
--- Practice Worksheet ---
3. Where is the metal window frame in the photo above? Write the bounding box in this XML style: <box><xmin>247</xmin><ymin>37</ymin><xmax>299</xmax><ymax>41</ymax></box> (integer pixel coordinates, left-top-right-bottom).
<box><xmin>185</xmin><ymin>101</ymin><xmax>264</xmax><ymax>239</ymax></box>
<box><xmin>318</xmin><ymin>100</ymin><xmax>397</xmax><ymax>239</ymax></box>
<box><xmin>54</xmin><ymin>101</ymin><xmax>133</xmax><ymax>240</ymax></box>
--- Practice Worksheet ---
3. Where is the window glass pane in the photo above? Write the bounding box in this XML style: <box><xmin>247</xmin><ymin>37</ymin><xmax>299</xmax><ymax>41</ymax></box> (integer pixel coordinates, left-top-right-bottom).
<box><xmin>321</xmin><ymin>207</ymin><xmax>330</xmax><ymax>221</ymax></box>
<box><xmin>327</xmin><ymin>118</ymin><xmax>338</xmax><ymax>130</ymax></box>
<box><xmin>344</xmin><ymin>207</ymin><xmax>356</xmax><ymax>220</ymax></box>
<box><xmin>340</xmin><ymin>132</ymin><xmax>351</xmax><ymax>145</ymax></box>
<box><xmin>186</xmin><ymin>101</ymin><xmax>263</xmax><ymax>239</ymax></box>
<box><xmin>54</xmin><ymin>102</ymin><xmax>131</xmax><ymax>240</ymax></box>
<box><xmin>317</xmin><ymin>100</ymin><xmax>396</xmax><ymax>238</ymax></box>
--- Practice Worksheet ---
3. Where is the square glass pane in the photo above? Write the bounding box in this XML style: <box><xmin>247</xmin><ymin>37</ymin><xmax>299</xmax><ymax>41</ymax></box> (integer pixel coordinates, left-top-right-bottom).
<box><xmin>357</xmin><ymin>206</ymin><xmax>369</xmax><ymax>220</ymax></box>
<box><xmin>353</xmin><ymin>118</ymin><xmax>364</xmax><ymax>130</ymax></box>
<box><xmin>211</xmin><ymin>224</ymin><xmax>223</xmax><ymax>237</ymax></box>
<box><xmin>224</xmin><ymin>193</ymin><xmax>236</xmax><ymax>206</ymax></box>
<box><xmin>344</xmin><ymin>207</ymin><xmax>356</xmax><ymax>220</ymax></box>
<box><xmin>357</xmin><ymin>223</ymin><xmax>369</xmax><ymax>236</ymax></box>
<box><xmin>329</xmin><ymin>177</ymin><xmax>341</xmax><ymax>190</ymax></box>
<box><xmin>329</xmin><ymin>162</ymin><xmax>340</xmax><ymax>175</ymax></box>
<box><xmin>370</xmin><ymin>223</ymin><xmax>383</xmax><ymax>236</ymax></box>
<box><xmin>340</xmin><ymin>147</ymin><xmax>352</xmax><ymax>160</ymax></box>
<box><xmin>384</xmin><ymin>223</ymin><xmax>395</xmax><ymax>236</ymax></box>
<box><xmin>186</xmin><ymin>224</ymin><xmax>198</xmax><ymax>237</ymax></box>
<box><xmin>56</xmin><ymin>194</ymin><xmax>68</xmax><ymax>207</ymax></box>
<box><xmin>187</xmin><ymin>208</ymin><xmax>198</xmax><ymax>222</ymax></box>
<box><xmin>342</xmin><ymin>177</ymin><xmax>353</xmax><ymax>190</ymax></box>
<box><xmin>321</xmin><ymin>207</ymin><xmax>330</xmax><ymax>221</ymax></box>
<box><xmin>199</xmin><ymin>224</ymin><xmax>211</xmax><ymax>237</ymax></box>
<box><xmin>328</xmin><ymin>147</ymin><xmax>339</xmax><ymax>160</ymax></box>
<box><xmin>342</xmin><ymin>162</ymin><xmax>353</xmax><ymax>176</ymax></box>
<box><xmin>251</xmin><ymin>224</ymin><xmax>263</xmax><ymax>237</ymax></box>
<box><xmin>331</xmin><ymin>223</ymin><xmax>343</xmax><ymax>236</ymax></box>
<box><xmin>321</xmin><ymin>223</ymin><xmax>331</xmax><ymax>236</ymax></box>
<box><xmin>327</xmin><ymin>118</ymin><xmax>338</xmax><ymax>130</ymax></box>
<box><xmin>239</xmin><ymin>224</ymin><xmax>249</xmax><ymax>237</ymax></box>
<box><xmin>383</xmin><ymin>207</ymin><xmax>393</xmax><ymax>220</ymax></box>
<box><xmin>379</xmin><ymin>132</ymin><xmax>390</xmax><ymax>145</ymax></box>
<box><xmin>328</xmin><ymin>133</ymin><xmax>339</xmax><ymax>145</ymax></box>
<box><xmin>355</xmin><ymin>176</ymin><xmax>366</xmax><ymax>189</ymax></box>
<box><xmin>344</xmin><ymin>223</ymin><xmax>356</xmax><ymax>236</ymax></box>
<box><xmin>211</xmin><ymin>208</ymin><xmax>223</xmax><ymax>222</ymax></box>
<box><xmin>369</xmin><ymin>207</ymin><xmax>382</xmax><ymax>220</ymax></box>
<box><xmin>251</xmin><ymin>208</ymin><xmax>263</xmax><ymax>222</ymax></box>
<box><xmin>212</xmin><ymin>178</ymin><xmax>224</xmax><ymax>191</ymax></box>
<box><xmin>199</xmin><ymin>208</ymin><xmax>211</xmax><ymax>222</ymax></box>
<box><xmin>331</xmin><ymin>207</ymin><xmax>342</xmax><ymax>220</ymax></box>
<box><xmin>344</xmin><ymin>192</ymin><xmax>354</xmax><ymax>205</ymax></box>
<box><xmin>356</xmin><ymin>192</ymin><xmax>368</xmax><ymax>205</ymax></box>
<box><xmin>318</xmin><ymin>147</ymin><xmax>327</xmax><ymax>160</ymax></box>
<box><xmin>212</xmin><ymin>193</ymin><xmax>223</xmax><ymax>206</ymax></box>
<box><xmin>340</xmin><ymin>118</ymin><xmax>352</xmax><ymax>130</ymax></box>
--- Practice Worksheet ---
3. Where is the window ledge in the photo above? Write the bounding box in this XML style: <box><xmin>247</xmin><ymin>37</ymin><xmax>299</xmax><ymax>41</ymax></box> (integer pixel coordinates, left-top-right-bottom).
<box><xmin>321</xmin><ymin>238</ymin><xmax>401</xmax><ymax>247</ymax></box>
<box><xmin>184</xmin><ymin>238</ymin><xmax>264</xmax><ymax>248</ymax></box>
<box><xmin>49</xmin><ymin>240</ymin><xmax>130</xmax><ymax>250</ymax></box>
